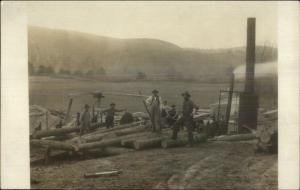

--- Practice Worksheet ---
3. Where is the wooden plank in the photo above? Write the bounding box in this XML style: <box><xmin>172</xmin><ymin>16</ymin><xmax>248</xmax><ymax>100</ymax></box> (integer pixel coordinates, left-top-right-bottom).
<box><xmin>84</xmin><ymin>170</ymin><xmax>122</xmax><ymax>178</ymax></box>
<box><xmin>64</xmin><ymin>98</ymin><xmax>73</xmax><ymax>124</ymax></box>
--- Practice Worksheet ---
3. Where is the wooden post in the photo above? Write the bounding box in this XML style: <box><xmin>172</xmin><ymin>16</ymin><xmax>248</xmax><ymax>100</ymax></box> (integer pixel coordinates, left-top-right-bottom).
<box><xmin>45</xmin><ymin>111</ymin><xmax>49</xmax><ymax>130</ymax></box>
<box><xmin>217</xmin><ymin>90</ymin><xmax>222</xmax><ymax>122</ymax></box>
<box><xmin>225</xmin><ymin>73</ymin><xmax>235</xmax><ymax>133</ymax></box>
<box><xmin>64</xmin><ymin>98</ymin><xmax>73</xmax><ymax>124</ymax></box>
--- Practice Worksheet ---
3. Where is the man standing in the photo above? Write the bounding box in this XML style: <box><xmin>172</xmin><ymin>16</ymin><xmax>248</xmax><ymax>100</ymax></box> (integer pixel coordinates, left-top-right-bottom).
<box><xmin>102</xmin><ymin>103</ymin><xmax>125</xmax><ymax>128</ymax></box>
<box><xmin>145</xmin><ymin>89</ymin><xmax>162</xmax><ymax>132</ymax></box>
<box><xmin>172</xmin><ymin>91</ymin><xmax>198</xmax><ymax>146</ymax></box>
<box><xmin>80</xmin><ymin>104</ymin><xmax>91</xmax><ymax>136</ymax></box>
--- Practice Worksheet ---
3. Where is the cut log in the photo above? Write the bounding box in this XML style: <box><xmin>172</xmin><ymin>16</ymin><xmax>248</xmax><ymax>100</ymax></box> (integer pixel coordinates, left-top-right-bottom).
<box><xmin>32</xmin><ymin>119</ymin><xmax>77</xmax><ymax>139</ymax></box>
<box><xmin>161</xmin><ymin>139</ymin><xmax>185</xmax><ymax>149</ymax></box>
<box><xmin>32</xmin><ymin>126</ymin><xmax>78</xmax><ymax>139</ymax></box>
<box><xmin>212</xmin><ymin>133</ymin><xmax>256</xmax><ymax>141</ymax></box>
<box><xmin>161</xmin><ymin>133</ymin><xmax>207</xmax><ymax>148</ymax></box>
<box><xmin>120</xmin><ymin>132</ymin><xmax>158</xmax><ymax>148</ymax></box>
<box><xmin>77</xmin><ymin>137</ymin><xmax>124</xmax><ymax>151</ymax></box>
<box><xmin>77</xmin><ymin>131</ymin><xmax>154</xmax><ymax>151</ymax></box>
<box><xmin>120</xmin><ymin>134</ymin><xmax>148</xmax><ymax>148</ymax></box>
<box><xmin>103</xmin><ymin>121</ymin><xmax>143</xmax><ymax>132</ymax></box>
<box><xmin>85</xmin><ymin>121</ymin><xmax>143</xmax><ymax>136</ymax></box>
<box><xmin>121</xmin><ymin>138</ymin><xmax>137</xmax><ymax>148</ymax></box>
<box><xmin>134</xmin><ymin>137</ymin><xmax>164</xmax><ymax>150</ymax></box>
<box><xmin>74</xmin><ymin>126</ymin><xmax>146</xmax><ymax>144</ymax></box>
<box><xmin>32</xmin><ymin>120</ymin><xmax>103</xmax><ymax>139</ymax></box>
<box><xmin>114</xmin><ymin>126</ymin><xmax>146</xmax><ymax>136</ymax></box>
<box><xmin>30</xmin><ymin>139</ymin><xmax>76</xmax><ymax>151</ymax></box>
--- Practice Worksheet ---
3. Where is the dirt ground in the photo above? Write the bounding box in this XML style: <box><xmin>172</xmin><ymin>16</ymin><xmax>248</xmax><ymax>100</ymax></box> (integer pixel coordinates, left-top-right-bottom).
<box><xmin>31</xmin><ymin>140</ymin><xmax>277</xmax><ymax>189</ymax></box>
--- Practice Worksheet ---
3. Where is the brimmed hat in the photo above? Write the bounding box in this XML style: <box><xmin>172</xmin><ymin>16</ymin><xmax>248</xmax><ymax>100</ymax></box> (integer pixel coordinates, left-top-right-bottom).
<box><xmin>182</xmin><ymin>91</ymin><xmax>191</xmax><ymax>97</ymax></box>
<box><xmin>152</xmin><ymin>89</ymin><xmax>159</xmax><ymax>94</ymax></box>
<box><xmin>84</xmin><ymin>104</ymin><xmax>90</xmax><ymax>108</ymax></box>
<box><xmin>110</xmin><ymin>103</ymin><xmax>116</xmax><ymax>106</ymax></box>
<box><xmin>171</xmin><ymin>104</ymin><xmax>176</xmax><ymax>108</ymax></box>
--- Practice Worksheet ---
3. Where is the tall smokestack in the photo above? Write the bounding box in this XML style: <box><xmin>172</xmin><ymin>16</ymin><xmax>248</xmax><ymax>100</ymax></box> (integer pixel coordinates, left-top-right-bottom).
<box><xmin>238</xmin><ymin>18</ymin><xmax>259</xmax><ymax>132</ymax></box>
<box><xmin>245</xmin><ymin>18</ymin><xmax>256</xmax><ymax>93</ymax></box>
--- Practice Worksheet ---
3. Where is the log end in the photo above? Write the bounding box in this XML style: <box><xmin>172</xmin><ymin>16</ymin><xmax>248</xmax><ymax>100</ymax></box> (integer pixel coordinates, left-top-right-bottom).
<box><xmin>161</xmin><ymin>140</ymin><xmax>168</xmax><ymax>149</ymax></box>
<box><xmin>134</xmin><ymin>141</ymin><xmax>140</xmax><ymax>150</ymax></box>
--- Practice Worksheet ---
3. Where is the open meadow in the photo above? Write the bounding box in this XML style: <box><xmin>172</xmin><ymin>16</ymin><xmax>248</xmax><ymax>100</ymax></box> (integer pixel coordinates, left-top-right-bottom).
<box><xmin>29</xmin><ymin>76</ymin><xmax>242</xmax><ymax>114</ymax></box>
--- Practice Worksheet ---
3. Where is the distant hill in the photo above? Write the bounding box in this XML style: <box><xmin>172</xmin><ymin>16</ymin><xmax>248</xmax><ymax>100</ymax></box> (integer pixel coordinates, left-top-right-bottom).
<box><xmin>28</xmin><ymin>26</ymin><xmax>277</xmax><ymax>82</ymax></box>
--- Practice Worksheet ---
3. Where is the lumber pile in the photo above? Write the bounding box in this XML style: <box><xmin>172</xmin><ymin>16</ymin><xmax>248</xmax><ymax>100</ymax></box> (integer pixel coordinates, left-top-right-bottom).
<box><xmin>30</xmin><ymin>106</ymin><xmax>217</xmax><ymax>164</ymax></box>
<box><xmin>30</xmin><ymin>120</ymin><xmax>149</xmax><ymax>164</ymax></box>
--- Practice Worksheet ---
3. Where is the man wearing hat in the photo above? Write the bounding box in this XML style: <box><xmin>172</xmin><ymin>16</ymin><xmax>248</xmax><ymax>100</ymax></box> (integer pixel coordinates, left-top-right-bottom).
<box><xmin>80</xmin><ymin>104</ymin><xmax>91</xmax><ymax>136</ymax></box>
<box><xmin>102</xmin><ymin>103</ymin><xmax>126</xmax><ymax>128</ymax></box>
<box><xmin>172</xmin><ymin>91</ymin><xmax>199</xmax><ymax>146</ymax></box>
<box><xmin>145</xmin><ymin>89</ymin><xmax>163</xmax><ymax>132</ymax></box>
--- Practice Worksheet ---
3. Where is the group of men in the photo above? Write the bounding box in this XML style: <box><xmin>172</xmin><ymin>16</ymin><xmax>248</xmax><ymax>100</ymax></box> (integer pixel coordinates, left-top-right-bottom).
<box><xmin>78</xmin><ymin>102</ymin><xmax>125</xmax><ymax>135</ymax></box>
<box><xmin>78</xmin><ymin>89</ymin><xmax>199</xmax><ymax>146</ymax></box>
<box><xmin>146</xmin><ymin>89</ymin><xmax>198</xmax><ymax>146</ymax></box>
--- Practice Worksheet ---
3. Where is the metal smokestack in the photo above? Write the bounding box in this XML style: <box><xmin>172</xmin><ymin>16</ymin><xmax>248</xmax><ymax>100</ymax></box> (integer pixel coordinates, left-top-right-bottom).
<box><xmin>238</xmin><ymin>17</ymin><xmax>259</xmax><ymax>132</ymax></box>
<box><xmin>245</xmin><ymin>18</ymin><xmax>256</xmax><ymax>93</ymax></box>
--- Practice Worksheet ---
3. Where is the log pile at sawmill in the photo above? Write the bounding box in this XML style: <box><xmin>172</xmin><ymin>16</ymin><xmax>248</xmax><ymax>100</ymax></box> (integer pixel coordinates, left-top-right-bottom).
<box><xmin>30</xmin><ymin>104</ymin><xmax>277</xmax><ymax>165</ymax></box>
<box><xmin>30</xmin><ymin>114</ymin><xmax>210</xmax><ymax>164</ymax></box>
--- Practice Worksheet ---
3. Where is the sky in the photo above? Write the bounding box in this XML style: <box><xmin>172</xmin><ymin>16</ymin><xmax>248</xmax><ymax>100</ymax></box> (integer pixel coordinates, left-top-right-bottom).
<box><xmin>26</xmin><ymin>1</ymin><xmax>277</xmax><ymax>49</ymax></box>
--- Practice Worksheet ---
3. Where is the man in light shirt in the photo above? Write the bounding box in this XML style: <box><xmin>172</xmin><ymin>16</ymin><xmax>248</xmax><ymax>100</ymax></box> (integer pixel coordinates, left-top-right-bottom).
<box><xmin>145</xmin><ymin>89</ymin><xmax>163</xmax><ymax>132</ymax></box>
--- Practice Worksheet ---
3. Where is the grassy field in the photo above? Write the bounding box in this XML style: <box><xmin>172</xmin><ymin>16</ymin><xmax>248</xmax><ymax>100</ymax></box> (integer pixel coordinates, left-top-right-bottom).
<box><xmin>29</xmin><ymin>76</ymin><xmax>242</xmax><ymax>115</ymax></box>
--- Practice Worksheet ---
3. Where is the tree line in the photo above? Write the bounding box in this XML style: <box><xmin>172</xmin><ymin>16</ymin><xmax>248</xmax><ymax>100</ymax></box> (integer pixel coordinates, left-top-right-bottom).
<box><xmin>28</xmin><ymin>63</ymin><xmax>106</xmax><ymax>76</ymax></box>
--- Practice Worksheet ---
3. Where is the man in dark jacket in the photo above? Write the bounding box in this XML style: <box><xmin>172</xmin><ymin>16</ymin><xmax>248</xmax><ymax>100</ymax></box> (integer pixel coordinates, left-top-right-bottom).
<box><xmin>172</xmin><ymin>91</ymin><xmax>198</xmax><ymax>146</ymax></box>
<box><xmin>102</xmin><ymin>103</ymin><xmax>125</xmax><ymax>128</ymax></box>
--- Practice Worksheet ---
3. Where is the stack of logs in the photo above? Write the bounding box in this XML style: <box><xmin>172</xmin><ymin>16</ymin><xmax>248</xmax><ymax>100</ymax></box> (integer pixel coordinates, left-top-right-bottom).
<box><xmin>30</xmin><ymin>120</ymin><xmax>208</xmax><ymax>164</ymax></box>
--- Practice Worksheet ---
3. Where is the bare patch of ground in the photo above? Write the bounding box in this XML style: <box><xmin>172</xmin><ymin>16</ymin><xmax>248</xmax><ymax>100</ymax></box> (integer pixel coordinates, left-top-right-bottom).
<box><xmin>31</xmin><ymin>140</ymin><xmax>277</xmax><ymax>189</ymax></box>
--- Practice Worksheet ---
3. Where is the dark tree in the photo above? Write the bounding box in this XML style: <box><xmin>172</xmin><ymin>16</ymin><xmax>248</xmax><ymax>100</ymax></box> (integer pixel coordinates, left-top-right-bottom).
<box><xmin>136</xmin><ymin>71</ymin><xmax>147</xmax><ymax>80</ymax></box>
<box><xmin>59</xmin><ymin>68</ymin><xmax>71</xmax><ymax>75</ymax></box>
<box><xmin>28</xmin><ymin>62</ymin><xmax>35</xmax><ymax>76</ymax></box>
<box><xmin>36</xmin><ymin>65</ymin><xmax>46</xmax><ymax>75</ymax></box>
<box><xmin>45</xmin><ymin>66</ymin><xmax>55</xmax><ymax>75</ymax></box>
<box><xmin>85</xmin><ymin>70</ymin><xmax>95</xmax><ymax>76</ymax></box>
<box><xmin>95</xmin><ymin>67</ymin><xmax>106</xmax><ymax>75</ymax></box>
<box><xmin>73</xmin><ymin>70</ymin><xmax>83</xmax><ymax>76</ymax></box>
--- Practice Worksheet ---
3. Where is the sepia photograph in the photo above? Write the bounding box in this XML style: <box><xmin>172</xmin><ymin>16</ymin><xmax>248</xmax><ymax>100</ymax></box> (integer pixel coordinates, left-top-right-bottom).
<box><xmin>3</xmin><ymin>1</ymin><xmax>299</xmax><ymax>189</ymax></box>
<box><xmin>27</xmin><ymin>2</ymin><xmax>278</xmax><ymax>189</ymax></box>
